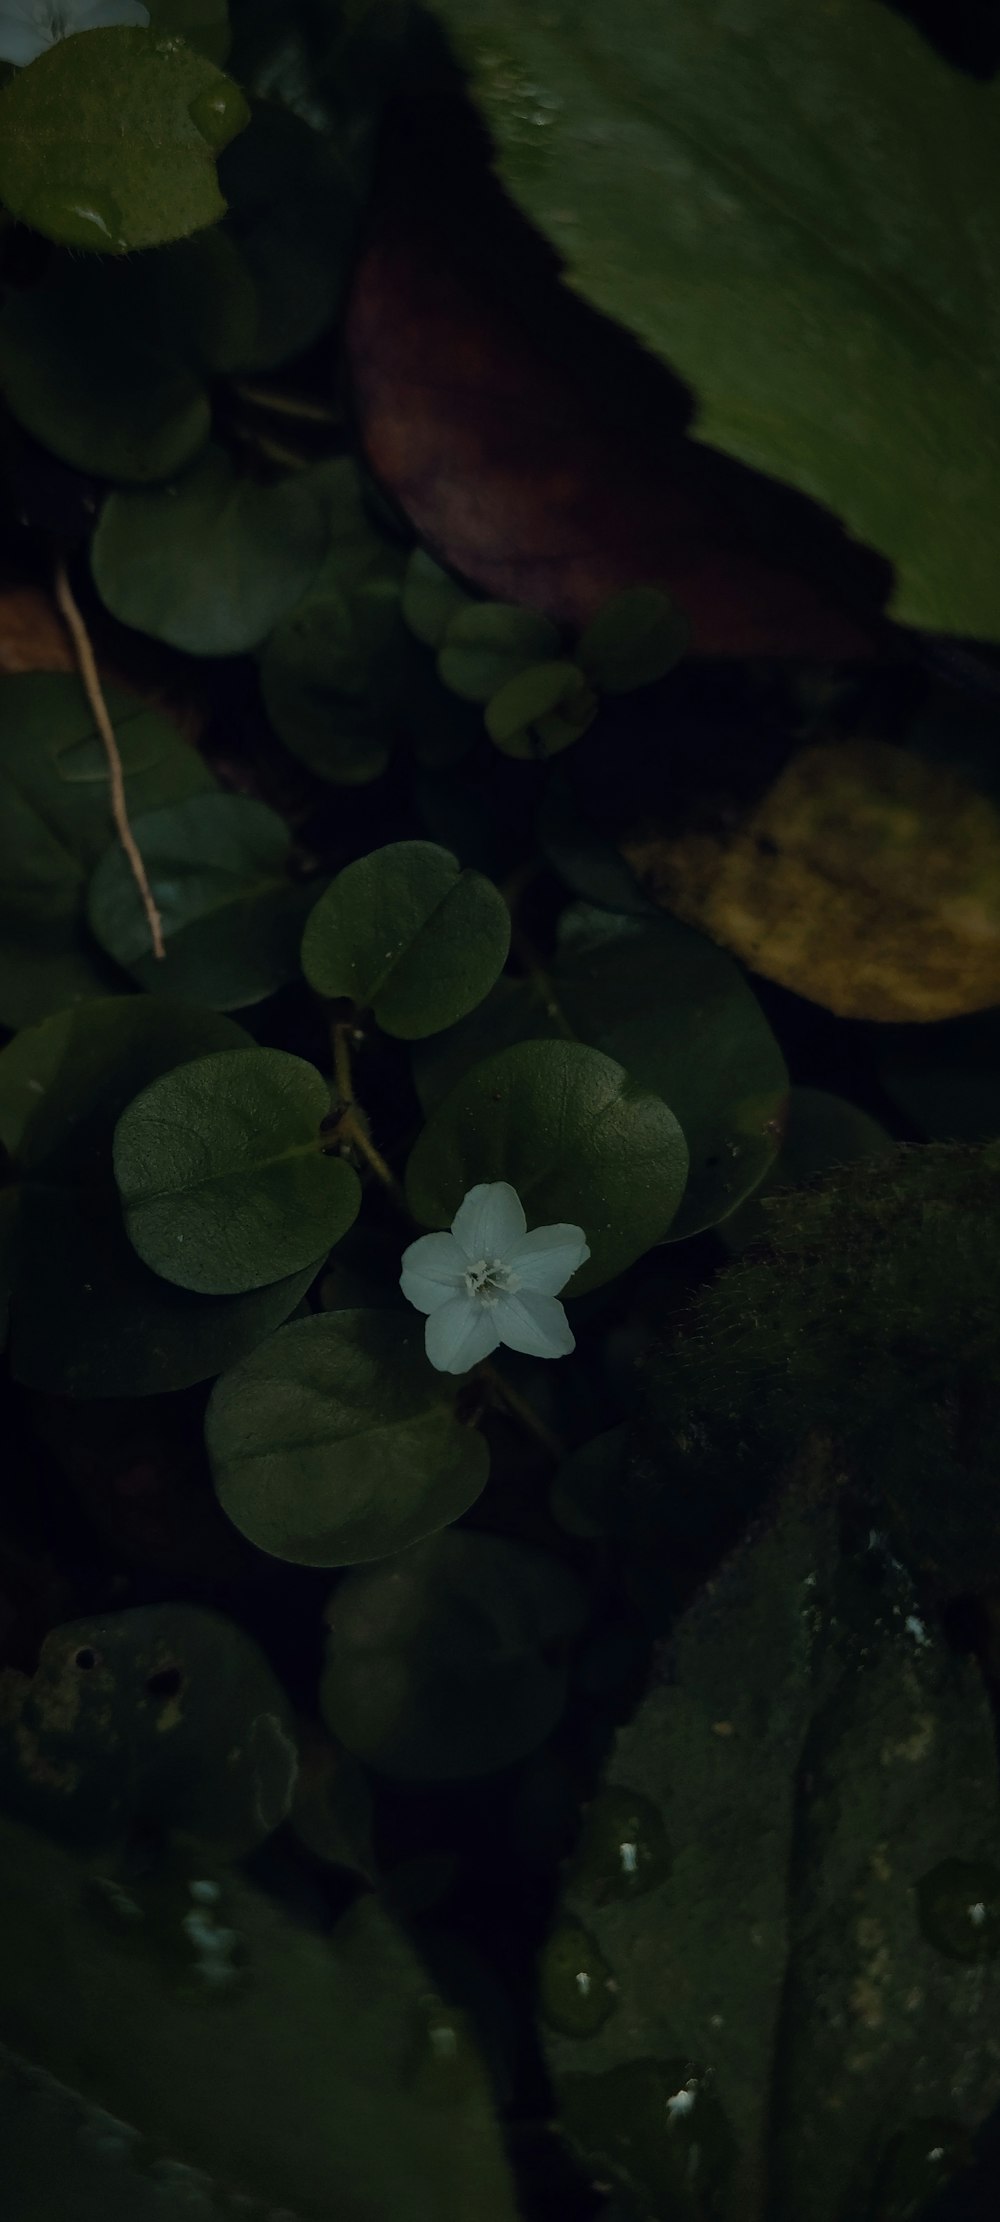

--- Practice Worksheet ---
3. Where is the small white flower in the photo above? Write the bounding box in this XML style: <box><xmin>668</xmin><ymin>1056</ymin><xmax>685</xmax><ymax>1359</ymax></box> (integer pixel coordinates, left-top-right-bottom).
<box><xmin>0</xmin><ymin>0</ymin><xmax>149</xmax><ymax>68</ymax></box>
<box><xmin>400</xmin><ymin>1181</ymin><xmax>589</xmax><ymax>1375</ymax></box>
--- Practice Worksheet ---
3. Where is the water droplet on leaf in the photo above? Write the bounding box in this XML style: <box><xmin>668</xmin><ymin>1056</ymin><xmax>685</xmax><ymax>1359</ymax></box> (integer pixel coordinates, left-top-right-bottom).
<box><xmin>917</xmin><ymin>1857</ymin><xmax>1000</xmax><ymax>1960</ymax></box>
<box><xmin>23</xmin><ymin>186</ymin><xmax>126</xmax><ymax>254</ymax></box>
<box><xmin>406</xmin><ymin>1992</ymin><xmax>478</xmax><ymax>2105</ymax></box>
<box><xmin>188</xmin><ymin>81</ymin><xmax>251</xmax><ymax>152</ymax></box>
<box><xmin>570</xmin><ymin>1786</ymin><xmax>671</xmax><ymax>1901</ymax></box>
<box><xmin>539</xmin><ymin>1922</ymin><xmax>617</xmax><ymax>2035</ymax></box>
<box><xmin>559</xmin><ymin>2057</ymin><xmax>736</xmax><ymax>2213</ymax></box>
<box><xmin>870</xmin><ymin>2119</ymin><xmax>970</xmax><ymax>2218</ymax></box>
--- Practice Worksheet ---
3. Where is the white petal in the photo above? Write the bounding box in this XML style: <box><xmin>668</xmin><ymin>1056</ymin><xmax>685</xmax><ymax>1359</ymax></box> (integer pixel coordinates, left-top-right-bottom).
<box><xmin>424</xmin><ymin>1296</ymin><xmax>501</xmax><ymax>1374</ymax></box>
<box><xmin>495</xmin><ymin>1289</ymin><xmax>575</xmax><ymax>1361</ymax></box>
<box><xmin>400</xmin><ymin>1231</ymin><xmax>467</xmax><ymax>1314</ymax></box>
<box><xmin>450</xmin><ymin>1181</ymin><xmax>526</xmax><ymax>1262</ymax></box>
<box><xmin>507</xmin><ymin>1223</ymin><xmax>590</xmax><ymax>1297</ymax></box>
<box><xmin>0</xmin><ymin>17</ymin><xmax>50</xmax><ymax>63</ymax></box>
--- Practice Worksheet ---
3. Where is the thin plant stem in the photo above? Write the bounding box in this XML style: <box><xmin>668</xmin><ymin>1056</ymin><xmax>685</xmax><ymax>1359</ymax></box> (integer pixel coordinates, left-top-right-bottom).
<box><xmin>53</xmin><ymin>556</ymin><xmax>165</xmax><ymax>961</ymax></box>
<box><xmin>233</xmin><ymin>383</ymin><xmax>339</xmax><ymax>425</ymax></box>
<box><xmin>329</xmin><ymin>1021</ymin><xmax>408</xmax><ymax>1207</ymax></box>
<box><xmin>478</xmin><ymin>1358</ymin><xmax>566</xmax><ymax>1463</ymax></box>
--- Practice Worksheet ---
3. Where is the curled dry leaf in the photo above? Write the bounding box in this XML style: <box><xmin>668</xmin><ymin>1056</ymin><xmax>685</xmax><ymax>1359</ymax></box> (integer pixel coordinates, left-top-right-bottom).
<box><xmin>622</xmin><ymin>739</ymin><xmax>1000</xmax><ymax>1021</ymax></box>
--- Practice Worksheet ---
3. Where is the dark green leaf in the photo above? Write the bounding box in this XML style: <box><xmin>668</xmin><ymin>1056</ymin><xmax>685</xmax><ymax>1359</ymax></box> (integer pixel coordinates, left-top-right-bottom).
<box><xmin>408</xmin><ymin>1038</ymin><xmax>688</xmax><ymax>1292</ymax></box>
<box><xmin>544</xmin><ymin>1478</ymin><xmax>1000</xmax><ymax>2221</ymax></box>
<box><xmin>550</xmin><ymin>1423</ymin><xmax>628</xmax><ymax>1541</ymax></box>
<box><xmin>88</xmin><ymin>791</ymin><xmax>310</xmax><ymax>1009</ymax></box>
<box><xmin>401</xmin><ymin>547</ymin><xmax>474</xmax><ymax>647</ymax></box>
<box><xmin>0</xmin><ymin>1603</ymin><xmax>296</xmax><ymax>1855</ymax></box>
<box><xmin>92</xmin><ymin>446</ymin><xmax>331</xmax><ymax>655</ymax></box>
<box><xmin>484</xmin><ymin>661</ymin><xmax>598</xmax><ymax>759</ymax></box>
<box><xmin>0</xmin><ymin>999</ymin><xmax>315</xmax><ymax>1397</ymax></box>
<box><xmin>217</xmin><ymin>98</ymin><xmax>368</xmax><ymax>372</ymax></box>
<box><xmin>321</xmin><ymin>1529</ymin><xmax>586</xmax><ymax>1778</ymax></box>
<box><xmin>114</xmin><ymin>1048</ymin><xmax>359</xmax><ymax>1295</ymax></box>
<box><xmin>289</xmin><ymin>1731</ymin><xmax>375</xmax><ymax>1880</ymax></box>
<box><xmin>301</xmin><ymin>840</ymin><xmax>511</xmax><ymax>1038</ymax></box>
<box><xmin>0</xmin><ymin>672</ymin><xmax>214</xmax><ymax>1032</ymax></box>
<box><xmin>0</xmin><ymin>27</ymin><xmax>249</xmax><ymax>254</ymax></box>
<box><xmin>576</xmin><ymin>587</ymin><xmax>690</xmax><ymax>693</ymax></box>
<box><xmin>537</xmin><ymin>778</ymin><xmax>652</xmax><ymax>916</ymax></box>
<box><xmin>431</xmin><ymin>0</ymin><xmax>1000</xmax><ymax>639</ymax></box>
<box><xmin>720</xmin><ymin>1086</ymin><xmax>893</xmax><ymax>1253</ymax></box>
<box><xmin>437</xmin><ymin>601</ymin><xmax>560</xmax><ymax>702</ymax></box>
<box><xmin>0</xmin><ymin>1815</ymin><xmax>518</xmax><ymax>2221</ymax></box>
<box><xmin>413</xmin><ymin>906</ymin><xmax>784</xmax><ymax>1240</ymax></box>
<box><xmin>206</xmin><ymin>1309</ymin><xmax>489</xmax><ymax>1565</ymax></box>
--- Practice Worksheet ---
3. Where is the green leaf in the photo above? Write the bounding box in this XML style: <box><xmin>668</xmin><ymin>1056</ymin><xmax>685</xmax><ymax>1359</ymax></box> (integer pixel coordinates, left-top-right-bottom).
<box><xmin>92</xmin><ymin>446</ymin><xmax>331</xmax><ymax>656</ymax></box>
<box><xmin>430</xmin><ymin>0</ymin><xmax>1000</xmax><ymax>640</ymax></box>
<box><xmin>217</xmin><ymin>98</ymin><xmax>370</xmax><ymax>373</ymax></box>
<box><xmin>413</xmin><ymin>906</ymin><xmax>785</xmax><ymax>1240</ymax></box>
<box><xmin>88</xmin><ymin>792</ymin><xmax>311</xmax><ymax>1009</ymax></box>
<box><xmin>437</xmin><ymin>602</ymin><xmax>560</xmax><ymax>702</ymax></box>
<box><xmin>720</xmin><ymin>1085</ymin><xmax>893</xmax><ymax>1253</ymax></box>
<box><xmin>114</xmin><ymin>1048</ymin><xmax>359</xmax><ymax>1296</ymax></box>
<box><xmin>484</xmin><ymin>661</ymin><xmax>598</xmax><ymax>760</ymax></box>
<box><xmin>0</xmin><ymin>1603</ymin><xmax>296</xmax><ymax>1856</ymax></box>
<box><xmin>629</xmin><ymin>1145</ymin><xmax>1000</xmax><ymax>1600</ymax></box>
<box><xmin>0</xmin><ymin>999</ymin><xmax>316</xmax><ymax>1397</ymax></box>
<box><xmin>577</xmin><ymin>587</ymin><xmax>690</xmax><ymax>693</ymax></box>
<box><xmin>407</xmin><ymin>1038</ymin><xmax>687</xmax><ymax>1292</ymax></box>
<box><xmin>877</xmin><ymin>1010</ymin><xmax>1000</xmax><ymax>1144</ymax></box>
<box><xmin>0</xmin><ymin>27</ymin><xmax>249</xmax><ymax>255</ymax></box>
<box><xmin>0</xmin><ymin>254</ymin><xmax>212</xmax><ymax>482</ymax></box>
<box><xmin>0</xmin><ymin>673</ymin><xmax>214</xmax><ymax>1033</ymax></box>
<box><xmin>301</xmin><ymin>840</ymin><xmax>511</xmax><ymax>1039</ymax></box>
<box><xmin>543</xmin><ymin>1477</ymin><xmax>1000</xmax><ymax>2221</ymax></box>
<box><xmin>320</xmin><ymin>1529</ymin><xmax>586</xmax><ymax>1778</ymax></box>
<box><xmin>206</xmin><ymin>1310</ymin><xmax>490</xmax><ymax>1565</ymax></box>
<box><xmin>402</xmin><ymin>548</ymin><xmax>475</xmax><ymax>648</ymax></box>
<box><xmin>0</xmin><ymin>1816</ymin><xmax>519</xmax><ymax>2221</ymax></box>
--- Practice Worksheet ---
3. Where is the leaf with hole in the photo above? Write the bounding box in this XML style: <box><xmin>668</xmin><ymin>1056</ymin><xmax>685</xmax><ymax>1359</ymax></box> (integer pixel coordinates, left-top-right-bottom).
<box><xmin>92</xmin><ymin>446</ymin><xmax>331</xmax><ymax>656</ymax></box>
<box><xmin>206</xmin><ymin>1309</ymin><xmax>489</xmax><ymax>1565</ymax></box>
<box><xmin>301</xmin><ymin>840</ymin><xmax>511</xmax><ymax>1038</ymax></box>
<box><xmin>413</xmin><ymin>907</ymin><xmax>782</xmax><ymax>1239</ymax></box>
<box><xmin>321</xmin><ymin>1529</ymin><xmax>587</xmax><ymax>1778</ymax></box>
<box><xmin>114</xmin><ymin>1047</ymin><xmax>358</xmax><ymax>1295</ymax></box>
<box><xmin>88</xmin><ymin>791</ymin><xmax>312</xmax><ymax>1009</ymax></box>
<box><xmin>0</xmin><ymin>27</ymin><xmax>249</xmax><ymax>254</ymax></box>
<box><xmin>0</xmin><ymin>1603</ymin><xmax>296</xmax><ymax>1856</ymax></box>
<box><xmin>0</xmin><ymin>999</ymin><xmax>316</xmax><ymax>1397</ymax></box>
<box><xmin>0</xmin><ymin>672</ymin><xmax>214</xmax><ymax>1033</ymax></box>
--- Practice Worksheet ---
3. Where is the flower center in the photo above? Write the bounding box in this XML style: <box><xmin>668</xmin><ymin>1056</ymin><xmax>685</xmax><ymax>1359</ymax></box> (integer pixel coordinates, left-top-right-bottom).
<box><xmin>464</xmin><ymin>1256</ymin><xmax>518</xmax><ymax>1306</ymax></box>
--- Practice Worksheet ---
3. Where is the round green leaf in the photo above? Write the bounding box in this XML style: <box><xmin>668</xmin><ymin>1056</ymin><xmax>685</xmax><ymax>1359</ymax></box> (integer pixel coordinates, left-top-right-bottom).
<box><xmin>0</xmin><ymin>255</ymin><xmax>211</xmax><ymax>482</ymax></box>
<box><xmin>413</xmin><ymin>905</ymin><xmax>788</xmax><ymax>1241</ymax></box>
<box><xmin>406</xmin><ymin>1038</ymin><xmax>688</xmax><ymax>1292</ymax></box>
<box><xmin>114</xmin><ymin>1047</ymin><xmax>359</xmax><ymax>1295</ymax></box>
<box><xmin>576</xmin><ymin>585</ymin><xmax>690</xmax><ymax>692</ymax></box>
<box><xmin>0</xmin><ymin>999</ymin><xmax>316</xmax><ymax>1397</ymax></box>
<box><xmin>437</xmin><ymin>602</ymin><xmax>560</xmax><ymax>702</ymax></box>
<box><xmin>402</xmin><ymin>549</ymin><xmax>474</xmax><ymax>648</ymax></box>
<box><xmin>88</xmin><ymin>791</ymin><xmax>310</xmax><ymax>1009</ymax></box>
<box><xmin>206</xmin><ymin>1310</ymin><xmax>490</xmax><ymax>1565</ymax></box>
<box><xmin>261</xmin><ymin>574</ymin><xmax>401</xmax><ymax>786</ymax></box>
<box><xmin>0</xmin><ymin>1604</ymin><xmax>296</xmax><ymax>1856</ymax></box>
<box><xmin>719</xmin><ymin>1086</ymin><xmax>894</xmax><ymax>1254</ymax></box>
<box><xmin>484</xmin><ymin>660</ymin><xmax>598</xmax><ymax>759</ymax></box>
<box><xmin>0</xmin><ymin>27</ymin><xmax>249</xmax><ymax>255</ymax></box>
<box><xmin>301</xmin><ymin>840</ymin><xmax>511</xmax><ymax>1039</ymax></box>
<box><xmin>0</xmin><ymin>672</ymin><xmax>215</xmax><ymax>1032</ymax></box>
<box><xmin>92</xmin><ymin>445</ymin><xmax>330</xmax><ymax>655</ymax></box>
<box><xmin>320</xmin><ymin>1530</ymin><xmax>587</xmax><ymax>1779</ymax></box>
<box><xmin>217</xmin><ymin>101</ymin><xmax>362</xmax><ymax>372</ymax></box>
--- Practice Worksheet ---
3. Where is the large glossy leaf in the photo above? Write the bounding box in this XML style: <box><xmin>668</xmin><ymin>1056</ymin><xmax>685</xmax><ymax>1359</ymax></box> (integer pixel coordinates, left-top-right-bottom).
<box><xmin>543</xmin><ymin>1477</ymin><xmax>1000</xmax><ymax>2221</ymax></box>
<box><xmin>88</xmin><ymin>792</ymin><xmax>313</xmax><ymax>1009</ymax></box>
<box><xmin>114</xmin><ymin>1048</ymin><xmax>359</xmax><ymax>1294</ymax></box>
<box><xmin>431</xmin><ymin>0</ymin><xmax>1000</xmax><ymax>640</ymax></box>
<box><xmin>0</xmin><ymin>27</ymin><xmax>249</xmax><ymax>254</ymax></box>
<box><xmin>414</xmin><ymin>906</ymin><xmax>780</xmax><ymax>1237</ymax></box>
<box><xmin>0</xmin><ymin>1816</ymin><xmax>518</xmax><ymax>2222</ymax></box>
<box><xmin>206</xmin><ymin>1310</ymin><xmax>489</xmax><ymax>1565</ymax></box>
<box><xmin>0</xmin><ymin>1000</ymin><xmax>315</xmax><ymax>1397</ymax></box>
<box><xmin>0</xmin><ymin>1604</ymin><xmax>296</xmax><ymax>1856</ymax></box>
<box><xmin>407</xmin><ymin>1038</ymin><xmax>687</xmax><ymax>1291</ymax></box>
<box><xmin>321</xmin><ymin>1529</ymin><xmax>586</xmax><ymax>1778</ymax></box>
<box><xmin>302</xmin><ymin>840</ymin><xmax>511</xmax><ymax>1038</ymax></box>
<box><xmin>719</xmin><ymin>1086</ymin><xmax>893</xmax><ymax>1253</ymax></box>
<box><xmin>0</xmin><ymin>672</ymin><xmax>214</xmax><ymax>1032</ymax></box>
<box><xmin>92</xmin><ymin>446</ymin><xmax>331</xmax><ymax>655</ymax></box>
